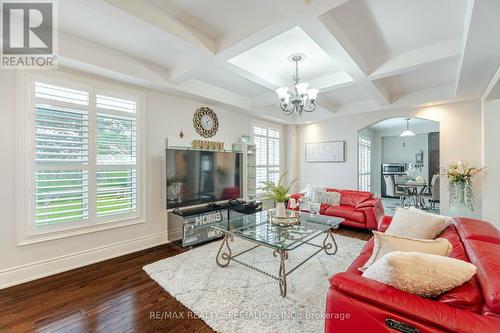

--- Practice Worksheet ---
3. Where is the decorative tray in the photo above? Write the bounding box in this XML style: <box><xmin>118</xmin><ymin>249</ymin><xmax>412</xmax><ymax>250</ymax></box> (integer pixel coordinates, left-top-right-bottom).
<box><xmin>267</xmin><ymin>210</ymin><xmax>301</xmax><ymax>226</ymax></box>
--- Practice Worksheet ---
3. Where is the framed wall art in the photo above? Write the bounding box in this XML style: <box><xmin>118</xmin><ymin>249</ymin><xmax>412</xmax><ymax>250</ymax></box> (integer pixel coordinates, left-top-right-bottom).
<box><xmin>305</xmin><ymin>141</ymin><xmax>345</xmax><ymax>163</ymax></box>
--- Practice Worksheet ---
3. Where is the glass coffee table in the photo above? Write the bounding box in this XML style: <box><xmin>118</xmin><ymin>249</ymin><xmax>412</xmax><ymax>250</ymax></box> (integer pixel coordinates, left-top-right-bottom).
<box><xmin>211</xmin><ymin>209</ymin><xmax>343</xmax><ymax>297</ymax></box>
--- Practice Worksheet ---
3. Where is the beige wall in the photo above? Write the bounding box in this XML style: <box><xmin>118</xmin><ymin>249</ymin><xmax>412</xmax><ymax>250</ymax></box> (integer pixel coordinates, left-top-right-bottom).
<box><xmin>296</xmin><ymin>100</ymin><xmax>484</xmax><ymax>215</ymax></box>
<box><xmin>0</xmin><ymin>69</ymin><xmax>283</xmax><ymax>288</ymax></box>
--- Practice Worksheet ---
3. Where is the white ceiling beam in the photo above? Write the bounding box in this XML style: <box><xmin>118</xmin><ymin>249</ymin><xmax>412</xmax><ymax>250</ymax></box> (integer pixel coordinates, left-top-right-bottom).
<box><xmin>215</xmin><ymin>19</ymin><xmax>298</xmax><ymax>61</ymax></box>
<box><xmin>58</xmin><ymin>33</ymin><xmax>260</xmax><ymax>116</ymax></box>
<box><xmin>218</xmin><ymin>62</ymin><xmax>283</xmax><ymax>91</ymax></box>
<box><xmin>301</xmin><ymin>15</ymin><xmax>391</xmax><ymax>105</ymax></box>
<box><xmin>370</xmin><ymin>38</ymin><xmax>462</xmax><ymax>80</ymax></box>
<box><xmin>102</xmin><ymin>0</ymin><xmax>215</xmax><ymax>54</ymax></box>
<box><xmin>305</xmin><ymin>0</ymin><xmax>351</xmax><ymax>16</ymax></box>
<box><xmin>168</xmin><ymin>58</ymin><xmax>217</xmax><ymax>84</ymax></box>
<box><xmin>455</xmin><ymin>0</ymin><xmax>500</xmax><ymax>98</ymax></box>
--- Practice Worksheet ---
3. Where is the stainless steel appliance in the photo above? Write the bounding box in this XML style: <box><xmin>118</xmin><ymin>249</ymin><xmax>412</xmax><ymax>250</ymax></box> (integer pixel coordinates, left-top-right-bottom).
<box><xmin>381</xmin><ymin>163</ymin><xmax>407</xmax><ymax>197</ymax></box>
<box><xmin>382</xmin><ymin>163</ymin><xmax>407</xmax><ymax>174</ymax></box>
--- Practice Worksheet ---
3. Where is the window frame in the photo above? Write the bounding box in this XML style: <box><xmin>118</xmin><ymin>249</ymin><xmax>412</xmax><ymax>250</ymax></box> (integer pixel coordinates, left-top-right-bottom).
<box><xmin>16</xmin><ymin>71</ymin><xmax>146</xmax><ymax>245</ymax></box>
<box><xmin>358</xmin><ymin>136</ymin><xmax>372</xmax><ymax>192</ymax></box>
<box><xmin>251</xmin><ymin>122</ymin><xmax>282</xmax><ymax>195</ymax></box>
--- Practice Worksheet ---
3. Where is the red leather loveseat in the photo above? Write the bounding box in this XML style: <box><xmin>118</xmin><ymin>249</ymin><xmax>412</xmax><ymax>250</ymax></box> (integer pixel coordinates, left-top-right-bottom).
<box><xmin>289</xmin><ymin>189</ymin><xmax>384</xmax><ymax>230</ymax></box>
<box><xmin>326</xmin><ymin>216</ymin><xmax>500</xmax><ymax>333</ymax></box>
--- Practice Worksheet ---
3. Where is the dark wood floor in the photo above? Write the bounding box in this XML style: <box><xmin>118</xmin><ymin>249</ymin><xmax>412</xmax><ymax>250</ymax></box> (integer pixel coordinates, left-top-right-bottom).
<box><xmin>0</xmin><ymin>227</ymin><xmax>371</xmax><ymax>333</ymax></box>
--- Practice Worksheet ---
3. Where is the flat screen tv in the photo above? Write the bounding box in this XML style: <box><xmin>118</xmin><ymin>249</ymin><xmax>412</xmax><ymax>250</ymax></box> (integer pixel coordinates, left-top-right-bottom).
<box><xmin>166</xmin><ymin>148</ymin><xmax>243</xmax><ymax>209</ymax></box>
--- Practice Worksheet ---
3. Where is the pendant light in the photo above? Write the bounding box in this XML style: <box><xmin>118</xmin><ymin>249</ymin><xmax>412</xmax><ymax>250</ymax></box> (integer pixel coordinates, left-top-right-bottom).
<box><xmin>400</xmin><ymin>118</ymin><xmax>416</xmax><ymax>137</ymax></box>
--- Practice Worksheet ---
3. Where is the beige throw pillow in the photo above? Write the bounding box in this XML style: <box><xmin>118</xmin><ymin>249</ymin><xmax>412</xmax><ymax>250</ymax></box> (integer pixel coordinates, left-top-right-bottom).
<box><xmin>385</xmin><ymin>207</ymin><xmax>448</xmax><ymax>239</ymax></box>
<box><xmin>359</xmin><ymin>231</ymin><xmax>452</xmax><ymax>272</ymax></box>
<box><xmin>362</xmin><ymin>251</ymin><xmax>477</xmax><ymax>298</ymax></box>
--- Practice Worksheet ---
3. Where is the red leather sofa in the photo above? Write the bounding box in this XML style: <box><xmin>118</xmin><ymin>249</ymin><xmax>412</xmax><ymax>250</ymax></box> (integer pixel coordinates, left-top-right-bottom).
<box><xmin>326</xmin><ymin>216</ymin><xmax>500</xmax><ymax>333</ymax></box>
<box><xmin>289</xmin><ymin>189</ymin><xmax>384</xmax><ymax>230</ymax></box>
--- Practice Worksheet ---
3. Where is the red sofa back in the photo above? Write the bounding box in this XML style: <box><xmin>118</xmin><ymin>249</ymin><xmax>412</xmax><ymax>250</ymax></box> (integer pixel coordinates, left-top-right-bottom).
<box><xmin>326</xmin><ymin>189</ymin><xmax>373</xmax><ymax>207</ymax></box>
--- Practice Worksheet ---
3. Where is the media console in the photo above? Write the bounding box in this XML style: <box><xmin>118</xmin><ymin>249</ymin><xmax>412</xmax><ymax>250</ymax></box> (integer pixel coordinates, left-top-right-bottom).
<box><xmin>167</xmin><ymin>200</ymin><xmax>262</xmax><ymax>247</ymax></box>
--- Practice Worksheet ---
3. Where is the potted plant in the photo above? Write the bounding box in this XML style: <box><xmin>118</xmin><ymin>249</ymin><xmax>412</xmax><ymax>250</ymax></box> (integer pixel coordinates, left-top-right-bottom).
<box><xmin>261</xmin><ymin>172</ymin><xmax>297</xmax><ymax>218</ymax></box>
<box><xmin>443</xmin><ymin>161</ymin><xmax>483</xmax><ymax>217</ymax></box>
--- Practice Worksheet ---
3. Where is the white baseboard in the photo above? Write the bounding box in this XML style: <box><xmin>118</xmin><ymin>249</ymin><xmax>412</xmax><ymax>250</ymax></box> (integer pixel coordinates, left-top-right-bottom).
<box><xmin>0</xmin><ymin>232</ymin><xmax>169</xmax><ymax>290</ymax></box>
<box><xmin>168</xmin><ymin>227</ymin><xmax>182</xmax><ymax>242</ymax></box>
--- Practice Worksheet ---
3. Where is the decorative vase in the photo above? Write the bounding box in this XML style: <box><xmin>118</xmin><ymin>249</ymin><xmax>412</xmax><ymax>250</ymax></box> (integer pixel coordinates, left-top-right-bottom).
<box><xmin>276</xmin><ymin>202</ymin><xmax>287</xmax><ymax>218</ymax></box>
<box><xmin>448</xmin><ymin>181</ymin><xmax>476</xmax><ymax>218</ymax></box>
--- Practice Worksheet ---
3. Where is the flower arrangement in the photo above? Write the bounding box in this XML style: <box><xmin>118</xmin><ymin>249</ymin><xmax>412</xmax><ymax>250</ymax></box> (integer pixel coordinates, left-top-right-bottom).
<box><xmin>443</xmin><ymin>161</ymin><xmax>483</xmax><ymax>183</ymax></box>
<box><xmin>443</xmin><ymin>161</ymin><xmax>483</xmax><ymax>210</ymax></box>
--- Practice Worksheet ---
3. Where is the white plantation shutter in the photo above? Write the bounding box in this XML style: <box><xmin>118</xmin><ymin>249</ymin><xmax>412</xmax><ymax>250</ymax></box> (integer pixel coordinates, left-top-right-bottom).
<box><xmin>96</xmin><ymin>95</ymin><xmax>138</xmax><ymax>219</ymax></box>
<box><xmin>35</xmin><ymin>82</ymin><xmax>89</xmax><ymax>105</ymax></box>
<box><xmin>27</xmin><ymin>77</ymin><xmax>142</xmax><ymax>238</ymax></box>
<box><xmin>358</xmin><ymin>137</ymin><xmax>371</xmax><ymax>191</ymax></box>
<box><xmin>253</xmin><ymin>125</ymin><xmax>281</xmax><ymax>193</ymax></box>
<box><xmin>34</xmin><ymin>82</ymin><xmax>90</xmax><ymax>226</ymax></box>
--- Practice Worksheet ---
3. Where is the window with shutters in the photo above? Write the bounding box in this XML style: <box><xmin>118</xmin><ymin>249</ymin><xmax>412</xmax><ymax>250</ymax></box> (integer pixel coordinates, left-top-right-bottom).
<box><xmin>358</xmin><ymin>136</ymin><xmax>371</xmax><ymax>192</ymax></box>
<box><xmin>20</xmin><ymin>74</ymin><xmax>144</xmax><ymax>242</ymax></box>
<box><xmin>253</xmin><ymin>125</ymin><xmax>281</xmax><ymax>193</ymax></box>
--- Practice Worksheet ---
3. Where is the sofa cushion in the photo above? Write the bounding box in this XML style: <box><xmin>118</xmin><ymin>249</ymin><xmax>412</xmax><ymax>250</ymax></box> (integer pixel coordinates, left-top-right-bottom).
<box><xmin>324</xmin><ymin>205</ymin><xmax>365</xmax><ymax>223</ymax></box>
<box><xmin>463</xmin><ymin>239</ymin><xmax>500</xmax><ymax>314</ymax></box>
<box><xmin>360</xmin><ymin>231</ymin><xmax>452</xmax><ymax>272</ymax></box>
<box><xmin>328</xmin><ymin>189</ymin><xmax>372</xmax><ymax>207</ymax></box>
<box><xmin>455</xmin><ymin>218</ymin><xmax>500</xmax><ymax>245</ymax></box>
<box><xmin>313</xmin><ymin>190</ymin><xmax>341</xmax><ymax>206</ymax></box>
<box><xmin>362</xmin><ymin>252</ymin><xmax>477</xmax><ymax>298</ymax></box>
<box><xmin>386</xmin><ymin>207</ymin><xmax>449</xmax><ymax>239</ymax></box>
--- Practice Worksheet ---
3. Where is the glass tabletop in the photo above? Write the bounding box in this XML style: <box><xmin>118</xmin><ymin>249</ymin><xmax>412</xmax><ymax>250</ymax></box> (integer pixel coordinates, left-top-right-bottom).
<box><xmin>212</xmin><ymin>210</ymin><xmax>343</xmax><ymax>250</ymax></box>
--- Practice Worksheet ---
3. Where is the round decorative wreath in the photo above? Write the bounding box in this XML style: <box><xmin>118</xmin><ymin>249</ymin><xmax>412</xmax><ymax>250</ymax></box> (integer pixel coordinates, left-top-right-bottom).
<box><xmin>193</xmin><ymin>107</ymin><xmax>219</xmax><ymax>138</ymax></box>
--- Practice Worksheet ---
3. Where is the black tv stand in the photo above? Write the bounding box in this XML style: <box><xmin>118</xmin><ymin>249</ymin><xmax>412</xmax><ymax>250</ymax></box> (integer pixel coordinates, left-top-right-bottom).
<box><xmin>168</xmin><ymin>200</ymin><xmax>262</xmax><ymax>247</ymax></box>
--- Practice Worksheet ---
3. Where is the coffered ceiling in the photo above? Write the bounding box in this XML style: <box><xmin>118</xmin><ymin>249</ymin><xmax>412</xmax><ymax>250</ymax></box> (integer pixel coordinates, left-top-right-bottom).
<box><xmin>56</xmin><ymin>0</ymin><xmax>500</xmax><ymax>124</ymax></box>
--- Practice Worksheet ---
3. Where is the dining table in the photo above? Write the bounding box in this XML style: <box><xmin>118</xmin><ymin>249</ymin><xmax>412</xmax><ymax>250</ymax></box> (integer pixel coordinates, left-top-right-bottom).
<box><xmin>397</xmin><ymin>181</ymin><xmax>429</xmax><ymax>210</ymax></box>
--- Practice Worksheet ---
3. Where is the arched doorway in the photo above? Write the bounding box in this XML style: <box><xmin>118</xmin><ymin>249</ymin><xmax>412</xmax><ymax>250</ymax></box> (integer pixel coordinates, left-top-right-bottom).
<box><xmin>357</xmin><ymin>117</ymin><xmax>440</xmax><ymax>213</ymax></box>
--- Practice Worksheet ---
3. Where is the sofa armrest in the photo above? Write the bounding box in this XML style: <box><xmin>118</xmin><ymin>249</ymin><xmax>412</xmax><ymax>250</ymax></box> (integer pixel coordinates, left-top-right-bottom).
<box><xmin>355</xmin><ymin>198</ymin><xmax>377</xmax><ymax>209</ymax></box>
<box><xmin>354</xmin><ymin>198</ymin><xmax>384</xmax><ymax>230</ymax></box>
<box><xmin>378</xmin><ymin>215</ymin><xmax>393</xmax><ymax>232</ymax></box>
<box><xmin>329</xmin><ymin>272</ymin><xmax>500</xmax><ymax>333</ymax></box>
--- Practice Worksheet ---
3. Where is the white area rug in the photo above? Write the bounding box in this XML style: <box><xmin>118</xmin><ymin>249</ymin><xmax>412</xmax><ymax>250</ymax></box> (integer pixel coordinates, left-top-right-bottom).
<box><xmin>144</xmin><ymin>234</ymin><xmax>366</xmax><ymax>333</ymax></box>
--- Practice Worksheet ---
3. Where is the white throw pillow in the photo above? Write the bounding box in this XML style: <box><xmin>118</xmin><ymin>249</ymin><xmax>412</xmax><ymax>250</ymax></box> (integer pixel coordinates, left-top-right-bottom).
<box><xmin>359</xmin><ymin>231</ymin><xmax>452</xmax><ymax>272</ymax></box>
<box><xmin>409</xmin><ymin>206</ymin><xmax>453</xmax><ymax>225</ymax></box>
<box><xmin>362</xmin><ymin>251</ymin><xmax>477</xmax><ymax>298</ymax></box>
<box><xmin>385</xmin><ymin>207</ymin><xmax>448</xmax><ymax>239</ymax></box>
<box><xmin>313</xmin><ymin>191</ymin><xmax>341</xmax><ymax>206</ymax></box>
<box><xmin>306</xmin><ymin>184</ymin><xmax>325</xmax><ymax>196</ymax></box>
<box><xmin>310</xmin><ymin>186</ymin><xmax>326</xmax><ymax>203</ymax></box>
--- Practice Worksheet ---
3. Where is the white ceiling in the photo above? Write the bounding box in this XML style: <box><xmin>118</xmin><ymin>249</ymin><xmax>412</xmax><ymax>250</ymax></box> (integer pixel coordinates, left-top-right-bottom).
<box><xmin>55</xmin><ymin>0</ymin><xmax>500</xmax><ymax>124</ymax></box>
<box><xmin>329</xmin><ymin>0</ymin><xmax>467</xmax><ymax>68</ymax></box>
<box><xmin>228</xmin><ymin>27</ymin><xmax>344</xmax><ymax>87</ymax></box>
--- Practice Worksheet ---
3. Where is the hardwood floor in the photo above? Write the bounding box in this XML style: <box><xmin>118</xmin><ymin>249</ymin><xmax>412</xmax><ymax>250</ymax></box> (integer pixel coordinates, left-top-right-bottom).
<box><xmin>0</xmin><ymin>227</ymin><xmax>371</xmax><ymax>333</ymax></box>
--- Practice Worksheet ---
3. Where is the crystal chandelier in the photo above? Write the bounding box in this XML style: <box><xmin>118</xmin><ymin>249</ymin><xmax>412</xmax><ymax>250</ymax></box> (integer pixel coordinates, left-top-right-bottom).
<box><xmin>275</xmin><ymin>54</ymin><xmax>319</xmax><ymax>116</ymax></box>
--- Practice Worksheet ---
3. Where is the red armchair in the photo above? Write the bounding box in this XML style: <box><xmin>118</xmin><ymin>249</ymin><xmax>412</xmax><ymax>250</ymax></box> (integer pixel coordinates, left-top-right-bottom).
<box><xmin>325</xmin><ymin>216</ymin><xmax>500</xmax><ymax>333</ymax></box>
<box><xmin>289</xmin><ymin>189</ymin><xmax>384</xmax><ymax>230</ymax></box>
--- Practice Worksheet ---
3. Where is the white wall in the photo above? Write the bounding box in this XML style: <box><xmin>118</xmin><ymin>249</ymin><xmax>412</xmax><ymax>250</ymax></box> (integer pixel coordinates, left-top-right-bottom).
<box><xmin>297</xmin><ymin>100</ymin><xmax>483</xmax><ymax>215</ymax></box>
<box><xmin>482</xmin><ymin>98</ymin><xmax>500</xmax><ymax>228</ymax></box>
<box><xmin>0</xmin><ymin>69</ymin><xmax>283</xmax><ymax>288</ymax></box>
